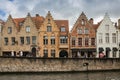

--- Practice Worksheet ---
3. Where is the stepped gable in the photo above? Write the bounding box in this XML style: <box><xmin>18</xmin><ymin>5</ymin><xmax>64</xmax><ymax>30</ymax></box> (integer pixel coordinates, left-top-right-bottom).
<box><xmin>13</xmin><ymin>14</ymin><xmax>44</xmax><ymax>31</ymax></box>
<box><xmin>71</xmin><ymin>12</ymin><xmax>88</xmax><ymax>33</ymax></box>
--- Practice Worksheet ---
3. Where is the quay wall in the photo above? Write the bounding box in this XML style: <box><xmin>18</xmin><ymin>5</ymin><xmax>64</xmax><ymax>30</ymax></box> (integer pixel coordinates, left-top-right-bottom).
<box><xmin>0</xmin><ymin>57</ymin><xmax>120</xmax><ymax>72</ymax></box>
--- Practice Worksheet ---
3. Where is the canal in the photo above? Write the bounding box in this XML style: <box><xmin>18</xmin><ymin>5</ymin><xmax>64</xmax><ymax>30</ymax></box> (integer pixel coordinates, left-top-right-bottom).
<box><xmin>0</xmin><ymin>71</ymin><xmax>120</xmax><ymax>80</ymax></box>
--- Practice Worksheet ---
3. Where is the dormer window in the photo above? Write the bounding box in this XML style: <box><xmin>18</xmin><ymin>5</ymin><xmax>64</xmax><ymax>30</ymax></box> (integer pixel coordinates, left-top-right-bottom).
<box><xmin>81</xmin><ymin>19</ymin><xmax>85</xmax><ymax>25</ymax></box>
<box><xmin>60</xmin><ymin>27</ymin><xmax>65</xmax><ymax>32</ymax></box>
<box><xmin>26</xmin><ymin>26</ymin><xmax>30</xmax><ymax>32</ymax></box>
<box><xmin>8</xmin><ymin>27</ymin><xmax>12</xmax><ymax>34</ymax></box>
<box><xmin>19</xmin><ymin>22</ymin><xmax>23</xmax><ymax>26</ymax></box>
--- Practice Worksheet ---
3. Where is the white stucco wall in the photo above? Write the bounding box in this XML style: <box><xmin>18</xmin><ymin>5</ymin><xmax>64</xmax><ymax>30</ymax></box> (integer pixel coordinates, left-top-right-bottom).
<box><xmin>96</xmin><ymin>13</ymin><xmax>119</xmax><ymax>58</ymax></box>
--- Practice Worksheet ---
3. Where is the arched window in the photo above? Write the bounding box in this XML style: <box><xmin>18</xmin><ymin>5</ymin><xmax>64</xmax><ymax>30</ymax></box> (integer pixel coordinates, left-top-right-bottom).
<box><xmin>48</xmin><ymin>19</ymin><xmax>50</xmax><ymax>23</ymax></box>
<box><xmin>81</xmin><ymin>19</ymin><xmax>85</xmax><ymax>25</ymax></box>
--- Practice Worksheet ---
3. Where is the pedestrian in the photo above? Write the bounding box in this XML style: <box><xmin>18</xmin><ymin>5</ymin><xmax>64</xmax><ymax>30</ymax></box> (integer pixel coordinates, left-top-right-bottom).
<box><xmin>20</xmin><ymin>51</ymin><xmax>23</xmax><ymax>57</ymax></box>
<box><xmin>11</xmin><ymin>50</ymin><xmax>14</xmax><ymax>56</ymax></box>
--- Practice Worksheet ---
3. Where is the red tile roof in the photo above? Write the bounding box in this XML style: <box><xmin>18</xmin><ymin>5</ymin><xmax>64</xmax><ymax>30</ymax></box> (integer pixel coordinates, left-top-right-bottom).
<box><xmin>32</xmin><ymin>16</ymin><xmax>44</xmax><ymax>29</ymax></box>
<box><xmin>13</xmin><ymin>18</ymin><xmax>25</xmax><ymax>30</ymax></box>
<box><xmin>13</xmin><ymin>16</ymin><xmax>44</xmax><ymax>31</ymax></box>
<box><xmin>93</xmin><ymin>21</ymin><xmax>102</xmax><ymax>30</ymax></box>
<box><xmin>55</xmin><ymin>20</ymin><xmax>69</xmax><ymax>32</ymax></box>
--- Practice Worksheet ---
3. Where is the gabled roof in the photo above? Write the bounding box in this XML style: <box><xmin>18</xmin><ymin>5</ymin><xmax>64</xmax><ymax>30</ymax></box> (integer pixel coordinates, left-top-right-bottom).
<box><xmin>13</xmin><ymin>15</ymin><xmax>44</xmax><ymax>30</ymax></box>
<box><xmin>71</xmin><ymin>12</ymin><xmax>91</xmax><ymax>33</ymax></box>
<box><xmin>0</xmin><ymin>19</ymin><xmax>4</xmax><ymax>25</ymax></box>
<box><xmin>93</xmin><ymin>21</ymin><xmax>102</xmax><ymax>30</ymax></box>
<box><xmin>13</xmin><ymin>18</ymin><xmax>25</xmax><ymax>31</ymax></box>
<box><xmin>55</xmin><ymin>20</ymin><xmax>69</xmax><ymax>32</ymax></box>
<box><xmin>32</xmin><ymin>16</ymin><xmax>44</xmax><ymax>29</ymax></box>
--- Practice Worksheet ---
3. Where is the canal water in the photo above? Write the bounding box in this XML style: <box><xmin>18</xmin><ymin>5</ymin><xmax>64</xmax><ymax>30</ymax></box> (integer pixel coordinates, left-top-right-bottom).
<box><xmin>0</xmin><ymin>71</ymin><xmax>120</xmax><ymax>80</ymax></box>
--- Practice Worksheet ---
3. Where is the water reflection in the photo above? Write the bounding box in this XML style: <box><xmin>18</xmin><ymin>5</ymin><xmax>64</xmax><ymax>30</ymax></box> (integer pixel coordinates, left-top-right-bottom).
<box><xmin>0</xmin><ymin>71</ymin><xmax>120</xmax><ymax>80</ymax></box>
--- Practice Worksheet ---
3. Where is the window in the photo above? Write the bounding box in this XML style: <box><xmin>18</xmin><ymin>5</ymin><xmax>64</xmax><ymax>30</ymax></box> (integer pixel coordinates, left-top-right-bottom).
<box><xmin>11</xmin><ymin>37</ymin><xmax>15</xmax><ymax>45</ymax></box>
<box><xmin>19</xmin><ymin>22</ymin><xmax>23</xmax><ymax>26</ymax></box>
<box><xmin>4</xmin><ymin>37</ymin><xmax>8</xmax><ymax>45</ymax></box>
<box><xmin>60</xmin><ymin>27</ymin><xmax>65</xmax><ymax>32</ymax></box>
<box><xmin>44</xmin><ymin>49</ymin><xmax>48</xmax><ymax>57</ymax></box>
<box><xmin>26</xmin><ymin>26</ymin><xmax>30</xmax><ymax>32</ymax></box>
<box><xmin>98</xmin><ymin>33</ymin><xmax>103</xmax><ymax>43</ymax></box>
<box><xmin>47</xmin><ymin>26</ymin><xmax>52</xmax><ymax>32</ymax></box>
<box><xmin>43</xmin><ymin>36</ymin><xmax>48</xmax><ymax>45</ymax></box>
<box><xmin>48</xmin><ymin>19</ymin><xmax>50</xmax><ymax>23</ymax></box>
<box><xmin>112</xmin><ymin>33</ymin><xmax>116</xmax><ymax>43</ymax></box>
<box><xmin>105</xmin><ymin>33</ymin><xmax>109</xmax><ymax>43</ymax></box>
<box><xmin>81</xmin><ymin>19</ymin><xmax>85</xmax><ymax>25</ymax></box>
<box><xmin>60</xmin><ymin>36</ymin><xmax>68</xmax><ymax>44</ymax></box>
<box><xmin>113</xmin><ymin>51</ymin><xmax>117</xmax><ymax>58</ymax></box>
<box><xmin>26</xmin><ymin>36</ymin><xmax>30</xmax><ymax>44</ymax></box>
<box><xmin>51</xmin><ymin>36</ymin><xmax>55</xmax><ymax>45</ymax></box>
<box><xmin>20</xmin><ymin>37</ymin><xmax>24</xmax><ymax>45</ymax></box>
<box><xmin>8</xmin><ymin>27</ymin><xmax>12</xmax><ymax>34</ymax></box>
<box><xmin>105</xmin><ymin>25</ymin><xmax>109</xmax><ymax>31</ymax></box>
<box><xmin>84</xmin><ymin>28</ymin><xmax>89</xmax><ymax>34</ymax></box>
<box><xmin>72</xmin><ymin>37</ymin><xmax>76</xmax><ymax>46</ymax></box>
<box><xmin>77</xmin><ymin>28</ymin><xmax>82</xmax><ymax>34</ymax></box>
<box><xmin>85</xmin><ymin>37</ymin><xmax>89</xmax><ymax>46</ymax></box>
<box><xmin>78</xmin><ymin>38</ymin><xmax>82</xmax><ymax>46</ymax></box>
<box><xmin>32</xmin><ymin>36</ymin><xmax>36</xmax><ymax>44</ymax></box>
<box><xmin>91</xmin><ymin>38</ymin><xmax>95</xmax><ymax>45</ymax></box>
<box><xmin>51</xmin><ymin>50</ymin><xmax>55</xmax><ymax>57</ymax></box>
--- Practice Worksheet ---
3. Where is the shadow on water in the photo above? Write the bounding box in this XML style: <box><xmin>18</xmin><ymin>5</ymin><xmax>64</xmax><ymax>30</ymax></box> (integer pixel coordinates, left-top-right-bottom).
<box><xmin>0</xmin><ymin>71</ymin><xmax>120</xmax><ymax>80</ymax></box>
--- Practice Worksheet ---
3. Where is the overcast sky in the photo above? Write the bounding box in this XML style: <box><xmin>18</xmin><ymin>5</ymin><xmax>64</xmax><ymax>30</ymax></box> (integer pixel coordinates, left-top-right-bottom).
<box><xmin>0</xmin><ymin>0</ymin><xmax>120</xmax><ymax>30</ymax></box>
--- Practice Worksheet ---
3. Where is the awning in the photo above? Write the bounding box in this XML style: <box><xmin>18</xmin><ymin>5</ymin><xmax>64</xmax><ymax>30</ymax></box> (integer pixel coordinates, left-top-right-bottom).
<box><xmin>106</xmin><ymin>47</ymin><xmax>111</xmax><ymax>51</ymax></box>
<box><xmin>99</xmin><ymin>47</ymin><xmax>104</xmax><ymax>51</ymax></box>
<box><xmin>71</xmin><ymin>48</ymin><xmax>96</xmax><ymax>52</ymax></box>
<box><xmin>113</xmin><ymin>47</ymin><xmax>118</xmax><ymax>51</ymax></box>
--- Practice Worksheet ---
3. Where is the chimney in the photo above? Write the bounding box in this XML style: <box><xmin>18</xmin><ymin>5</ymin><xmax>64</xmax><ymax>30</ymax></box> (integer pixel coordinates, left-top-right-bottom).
<box><xmin>36</xmin><ymin>14</ymin><xmax>39</xmax><ymax>17</ymax></box>
<box><xmin>89</xmin><ymin>18</ymin><xmax>93</xmax><ymax>24</ymax></box>
<box><xmin>27</xmin><ymin>12</ymin><xmax>31</xmax><ymax>17</ymax></box>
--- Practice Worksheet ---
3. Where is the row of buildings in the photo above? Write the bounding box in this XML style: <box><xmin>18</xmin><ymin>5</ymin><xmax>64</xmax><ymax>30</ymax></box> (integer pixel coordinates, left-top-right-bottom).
<box><xmin>0</xmin><ymin>11</ymin><xmax>120</xmax><ymax>58</ymax></box>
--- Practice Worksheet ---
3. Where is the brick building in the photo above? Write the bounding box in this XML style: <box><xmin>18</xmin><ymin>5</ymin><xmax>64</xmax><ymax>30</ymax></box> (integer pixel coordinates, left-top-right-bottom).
<box><xmin>1</xmin><ymin>12</ymin><xmax>69</xmax><ymax>58</ymax></box>
<box><xmin>1</xmin><ymin>13</ymin><xmax>44</xmax><ymax>57</ymax></box>
<box><xmin>70</xmin><ymin>12</ymin><xmax>96</xmax><ymax>58</ymax></box>
<box><xmin>38</xmin><ymin>11</ymin><xmax>69</xmax><ymax>58</ymax></box>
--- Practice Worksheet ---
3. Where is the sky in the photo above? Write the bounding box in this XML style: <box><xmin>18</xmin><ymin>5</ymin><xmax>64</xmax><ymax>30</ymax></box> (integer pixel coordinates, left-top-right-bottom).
<box><xmin>0</xmin><ymin>0</ymin><xmax>120</xmax><ymax>30</ymax></box>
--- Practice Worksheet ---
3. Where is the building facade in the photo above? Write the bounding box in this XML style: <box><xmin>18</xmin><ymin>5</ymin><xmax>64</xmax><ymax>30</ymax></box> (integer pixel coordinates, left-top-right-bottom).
<box><xmin>118</xmin><ymin>19</ymin><xmax>120</xmax><ymax>58</ymax></box>
<box><xmin>1</xmin><ymin>13</ymin><xmax>44</xmax><ymax>57</ymax></box>
<box><xmin>70</xmin><ymin>12</ymin><xmax>96</xmax><ymax>58</ymax></box>
<box><xmin>1</xmin><ymin>11</ymin><xmax>120</xmax><ymax>58</ymax></box>
<box><xmin>39</xmin><ymin>11</ymin><xmax>69</xmax><ymax>58</ymax></box>
<box><xmin>0</xmin><ymin>19</ymin><xmax>4</xmax><ymax>54</ymax></box>
<box><xmin>96</xmin><ymin>13</ymin><xmax>119</xmax><ymax>58</ymax></box>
